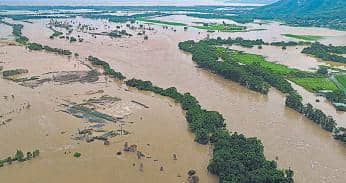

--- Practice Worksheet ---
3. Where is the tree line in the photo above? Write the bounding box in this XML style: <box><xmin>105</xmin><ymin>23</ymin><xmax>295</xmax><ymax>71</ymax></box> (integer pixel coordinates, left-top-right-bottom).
<box><xmin>88</xmin><ymin>56</ymin><xmax>126</xmax><ymax>80</ymax></box>
<box><xmin>179</xmin><ymin>39</ymin><xmax>345</xmax><ymax>144</ymax></box>
<box><xmin>125</xmin><ymin>78</ymin><xmax>294</xmax><ymax>183</ymax></box>
<box><xmin>302</xmin><ymin>42</ymin><xmax>346</xmax><ymax>63</ymax></box>
<box><xmin>0</xmin><ymin>20</ymin><xmax>29</xmax><ymax>44</ymax></box>
<box><xmin>0</xmin><ymin>149</ymin><xmax>40</xmax><ymax>167</ymax></box>
<box><xmin>27</xmin><ymin>42</ymin><xmax>72</xmax><ymax>56</ymax></box>
<box><xmin>195</xmin><ymin>37</ymin><xmax>310</xmax><ymax>49</ymax></box>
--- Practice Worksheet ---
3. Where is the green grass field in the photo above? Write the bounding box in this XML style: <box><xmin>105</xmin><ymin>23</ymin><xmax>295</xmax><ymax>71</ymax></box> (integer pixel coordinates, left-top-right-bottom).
<box><xmin>282</xmin><ymin>34</ymin><xmax>323</xmax><ymax>41</ymax></box>
<box><xmin>215</xmin><ymin>46</ymin><xmax>340</xmax><ymax>92</ymax></box>
<box><xmin>289</xmin><ymin>77</ymin><xmax>339</xmax><ymax>91</ymax></box>
<box><xmin>335</xmin><ymin>75</ymin><xmax>346</xmax><ymax>88</ymax></box>
<box><xmin>193</xmin><ymin>23</ymin><xmax>246</xmax><ymax>32</ymax></box>
<box><xmin>230</xmin><ymin>50</ymin><xmax>294</xmax><ymax>75</ymax></box>
<box><xmin>138</xmin><ymin>18</ymin><xmax>187</xmax><ymax>26</ymax></box>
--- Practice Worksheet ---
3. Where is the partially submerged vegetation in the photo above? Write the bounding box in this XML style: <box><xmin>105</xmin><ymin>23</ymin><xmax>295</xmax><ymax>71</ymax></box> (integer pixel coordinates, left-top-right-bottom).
<box><xmin>193</xmin><ymin>22</ymin><xmax>246</xmax><ymax>32</ymax></box>
<box><xmin>282</xmin><ymin>34</ymin><xmax>323</xmax><ymax>41</ymax></box>
<box><xmin>82</xmin><ymin>54</ymin><xmax>294</xmax><ymax>181</ymax></box>
<box><xmin>289</xmin><ymin>77</ymin><xmax>339</xmax><ymax>92</ymax></box>
<box><xmin>138</xmin><ymin>18</ymin><xmax>187</xmax><ymax>26</ymax></box>
<box><xmin>0</xmin><ymin>20</ymin><xmax>28</xmax><ymax>44</ymax></box>
<box><xmin>0</xmin><ymin>149</ymin><xmax>40</xmax><ymax>167</ymax></box>
<box><xmin>88</xmin><ymin>56</ymin><xmax>126</xmax><ymax>80</ymax></box>
<box><xmin>178</xmin><ymin>38</ymin><xmax>344</xmax><ymax>143</ymax></box>
<box><xmin>48</xmin><ymin>27</ymin><xmax>63</xmax><ymax>39</ymax></box>
<box><xmin>302</xmin><ymin>42</ymin><xmax>346</xmax><ymax>63</ymax></box>
<box><xmin>2</xmin><ymin>69</ymin><xmax>28</xmax><ymax>78</ymax></box>
<box><xmin>125</xmin><ymin>78</ymin><xmax>294</xmax><ymax>182</ymax></box>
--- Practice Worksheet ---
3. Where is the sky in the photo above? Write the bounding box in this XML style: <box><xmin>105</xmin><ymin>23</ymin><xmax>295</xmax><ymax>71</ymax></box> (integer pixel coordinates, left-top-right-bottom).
<box><xmin>0</xmin><ymin>0</ymin><xmax>269</xmax><ymax>6</ymax></box>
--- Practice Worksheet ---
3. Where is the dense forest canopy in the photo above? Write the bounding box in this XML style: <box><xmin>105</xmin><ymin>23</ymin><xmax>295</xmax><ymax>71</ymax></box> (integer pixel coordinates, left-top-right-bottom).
<box><xmin>245</xmin><ymin>0</ymin><xmax>346</xmax><ymax>30</ymax></box>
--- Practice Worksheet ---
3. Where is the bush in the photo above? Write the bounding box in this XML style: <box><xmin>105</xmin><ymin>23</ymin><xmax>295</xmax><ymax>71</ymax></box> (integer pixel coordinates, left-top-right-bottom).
<box><xmin>73</xmin><ymin>152</ymin><xmax>81</xmax><ymax>158</ymax></box>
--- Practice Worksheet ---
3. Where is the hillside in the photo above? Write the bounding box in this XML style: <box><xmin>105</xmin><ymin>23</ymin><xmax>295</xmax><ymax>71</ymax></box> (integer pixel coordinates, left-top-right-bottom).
<box><xmin>246</xmin><ymin>0</ymin><xmax>346</xmax><ymax>30</ymax></box>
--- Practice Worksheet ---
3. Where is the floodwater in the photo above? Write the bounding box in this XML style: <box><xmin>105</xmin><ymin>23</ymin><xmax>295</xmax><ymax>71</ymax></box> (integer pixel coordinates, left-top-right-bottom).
<box><xmin>1</xmin><ymin>15</ymin><xmax>346</xmax><ymax>183</ymax></box>
<box><xmin>0</xmin><ymin>44</ymin><xmax>216</xmax><ymax>182</ymax></box>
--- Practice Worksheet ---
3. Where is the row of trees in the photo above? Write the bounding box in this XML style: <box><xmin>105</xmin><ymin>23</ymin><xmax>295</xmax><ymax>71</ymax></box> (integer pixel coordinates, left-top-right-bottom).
<box><xmin>179</xmin><ymin>40</ymin><xmax>270</xmax><ymax>94</ymax></box>
<box><xmin>1</xmin><ymin>21</ymin><xmax>73</xmax><ymax>56</ymax></box>
<box><xmin>179</xmin><ymin>40</ymin><xmax>295</xmax><ymax>94</ymax></box>
<box><xmin>179</xmin><ymin>39</ymin><xmax>344</xmax><ymax>144</ymax></box>
<box><xmin>125</xmin><ymin>78</ymin><xmax>294</xmax><ymax>182</ymax></box>
<box><xmin>285</xmin><ymin>92</ymin><xmax>336</xmax><ymax>132</ymax></box>
<box><xmin>88</xmin><ymin>56</ymin><xmax>126</xmax><ymax>80</ymax></box>
<box><xmin>27</xmin><ymin>42</ymin><xmax>72</xmax><ymax>56</ymax></box>
<box><xmin>302</xmin><ymin>42</ymin><xmax>346</xmax><ymax>63</ymax></box>
<box><xmin>0</xmin><ymin>149</ymin><xmax>40</xmax><ymax>167</ymax></box>
<box><xmin>0</xmin><ymin>20</ymin><xmax>29</xmax><ymax>44</ymax></box>
<box><xmin>190</xmin><ymin>37</ymin><xmax>309</xmax><ymax>49</ymax></box>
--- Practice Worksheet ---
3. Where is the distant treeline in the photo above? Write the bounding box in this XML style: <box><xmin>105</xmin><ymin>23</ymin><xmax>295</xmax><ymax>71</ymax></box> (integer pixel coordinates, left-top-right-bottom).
<box><xmin>83</xmin><ymin>12</ymin><xmax>169</xmax><ymax>23</ymax></box>
<box><xmin>202</xmin><ymin>36</ymin><xmax>310</xmax><ymax>48</ymax></box>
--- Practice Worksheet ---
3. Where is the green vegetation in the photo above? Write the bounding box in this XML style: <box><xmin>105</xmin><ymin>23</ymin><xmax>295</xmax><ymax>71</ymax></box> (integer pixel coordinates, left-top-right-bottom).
<box><xmin>2</xmin><ymin>69</ymin><xmax>28</xmax><ymax>77</ymax></box>
<box><xmin>73</xmin><ymin>152</ymin><xmax>81</xmax><ymax>158</ymax></box>
<box><xmin>282</xmin><ymin>34</ymin><xmax>323</xmax><ymax>41</ymax></box>
<box><xmin>138</xmin><ymin>18</ymin><xmax>187</xmax><ymax>26</ymax></box>
<box><xmin>0</xmin><ymin>149</ymin><xmax>40</xmax><ymax>168</ymax></box>
<box><xmin>193</xmin><ymin>23</ymin><xmax>246</xmax><ymax>32</ymax></box>
<box><xmin>125</xmin><ymin>78</ymin><xmax>294</xmax><ymax>182</ymax></box>
<box><xmin>228</xmin><ymin>49</ymin><xmax>294</xmax><ymax>75</ymax></box>
<box><xmin>27</xmin><ymin>43</ymin><xmax>44</xmax><ymax>50</ymax></box>
<box><xmin>289</xmin><ymin>77</ymin><xmax>339</xmax><ymax>92</ymax></box>
<box><xmin>26</xmin><ymin>42</ymin><xmax>72</xmax><ymax>55</ymax></box>
<box><xmin>186</xmin><ymin>13</ymin><xmax>236</xmax><ymax>20</ymax></box>
<box><xmin>333</xmin><ymin>127</ymin><xmax>346</xmax><ymax>143</ymax></box>
<box><xmin>335</xmin><ymin>75</ymin><xmax>346</xmax><ymax>88</ymax></box>
<box><xmin>69</xmin><ymin>36</ymin><xmax>77</xmax><ymax>43</ymax></box>
<box><xmin>302</xmin><ymin>42</ymin><xmax>346</xmax><ymax>63</ymax></box>
<box><xmin>88</xmin><ymin>56</ymin><xmax>126</xmax><ymax>80</ymax></box>
<box><xmin>286</xmin><ymin>92</ymin><xmax>336</xmax><ymax>132</ymax></box>
<box><xmin>49</xmin><ymin>27</ymin><xmax>63</xmax><ymax>39</ymax></box>
<box><xmin>245</xmin><ymin>0</ymin><xmax>346</xmax><ymax>30</ymax></box>
<box><xmin>84</xmin><ymin>12</ymin><xmax>167</xmax><ymax>23</ymax></box>
<box><xmin>43</xmin><ymin>45</ymin><xmax>72</xmax><ymax>56</ymax></box>
<box><xmin>179</xmin><ymin>38</ymin><xmax>343</xmax><ymax>143</ymax></box>
<box><xmin>108</xmin><ymin>30</ymin><xmax>132</xmax><ymax>38</ymax></box>
<box><xmin>0</xmin><ymin>20</ymin><xmax>29</xmax><ymax>44</ymax></box>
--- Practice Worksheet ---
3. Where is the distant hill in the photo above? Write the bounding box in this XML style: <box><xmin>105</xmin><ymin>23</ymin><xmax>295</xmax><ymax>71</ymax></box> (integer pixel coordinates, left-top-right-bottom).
<box><xmin>224</xmin><ymin>0</ymin><xmax>278</xmax><ymax>4</ymax></box>
<box><xmin>246</xmin><ymin>0</ymin><xmax>346</xmax><ymax>30</ymax></box>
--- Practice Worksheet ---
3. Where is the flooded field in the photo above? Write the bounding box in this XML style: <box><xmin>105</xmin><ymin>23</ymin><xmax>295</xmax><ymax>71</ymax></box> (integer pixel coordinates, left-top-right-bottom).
<box><xmin>0</xmin><ymin>43</ymin><xmax>216</xmax><ymax>183</ymax></box>
<box><xmin>1</xmin><ymin>13</ymin><xmax>346</xmax><ymax>183</ymax></box>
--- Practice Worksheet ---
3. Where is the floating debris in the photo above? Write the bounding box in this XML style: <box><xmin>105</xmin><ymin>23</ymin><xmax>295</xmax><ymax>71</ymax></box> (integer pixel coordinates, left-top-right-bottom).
<box><xmin>131</xmin><ymin>100</ymin><xmax>149</xmax><ymax>108</ymax></box>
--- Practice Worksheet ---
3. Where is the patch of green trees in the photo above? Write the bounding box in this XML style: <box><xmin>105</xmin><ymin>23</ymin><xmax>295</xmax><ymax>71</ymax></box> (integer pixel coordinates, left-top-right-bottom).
<box><xmin>26</xmin><ymin>42</ymin><xmax>72</xmax><ymax>56</ymax></box>
<box><xmin>2</xmin><ymin>69</ymin><xmax>28</xmax><ymax>77</ymax></box>
<box><xmin>333</xmin><ymin>127</ymin><xmax>346</xmax><ymax>143</ymax></box>
<box><xmin>0</xmin><ymin>20</ymin><xmax>29</xmax><ymax>44</ymax></box>
<box><xmin>125</xmin><ymin>78</ymin><xmax>294</xmax><ymax>182</ymax></box>
<box><xmin>302</xmin><ymin>42</ymin><xmax>346</xmax><ymax>63</ymax></box>
<box><xmin>285</xmin><ymin>91</ymin><xmax>336</xmax><ymax>132</ymax></box>
<box><xmin>179</xmin><ymin>39</ymin><xmax>344</xmax><ymax>143</ymax></box>
<box><xmin>88</xmin><ymin>56</ymin><xmax>126</xmax><ymax>80</ymax></box>
<box><xmin>179</xmin><ymin>40</ymin><xmax>295</xmax><ymax>94</ymax></box>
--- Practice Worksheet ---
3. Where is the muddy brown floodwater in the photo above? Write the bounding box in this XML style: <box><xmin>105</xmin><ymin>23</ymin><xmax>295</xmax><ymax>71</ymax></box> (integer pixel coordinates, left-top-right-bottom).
<box><xmin>0</xmin><ymin>43</ymin><xmax>217</xmax><ymax>183</ymax></box>
<box><xmin>1</xmin><ymin>15</ymin><xmax>346</xmax><ymax>183</ymax></box>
